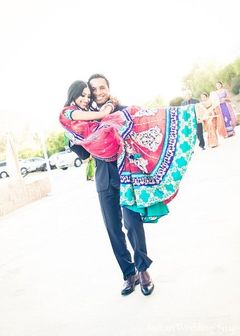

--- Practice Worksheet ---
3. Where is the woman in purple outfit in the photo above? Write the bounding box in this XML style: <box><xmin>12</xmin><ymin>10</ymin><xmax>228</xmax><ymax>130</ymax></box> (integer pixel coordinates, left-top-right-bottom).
<box><xmin>214</xmin><ymin>81</ymin><xmax>237</xmax><ymax>137</ymax></box>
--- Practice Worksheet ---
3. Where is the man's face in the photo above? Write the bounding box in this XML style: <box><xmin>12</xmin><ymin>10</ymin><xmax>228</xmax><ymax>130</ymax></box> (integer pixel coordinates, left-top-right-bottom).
<box><xmin>89</xmin><ymin>77</ymin><xmax>110</xmax><ymax>106</ymax></box>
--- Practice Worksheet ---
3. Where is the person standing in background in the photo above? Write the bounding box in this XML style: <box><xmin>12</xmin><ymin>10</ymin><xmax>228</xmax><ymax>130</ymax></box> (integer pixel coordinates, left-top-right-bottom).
<box><xmin>196</xmin><ymin>92</ymin><xmax>219</xmax><ymax>148</ymax></box>
<box><xmin>181</xmin><ymin>89</ymin><xmax>205</xmax><ymax>150</ymax></box>
<box><xmin>213</xmin><ymin>81</ymin><xmax>237</xmax><ymax>137</ymax></box>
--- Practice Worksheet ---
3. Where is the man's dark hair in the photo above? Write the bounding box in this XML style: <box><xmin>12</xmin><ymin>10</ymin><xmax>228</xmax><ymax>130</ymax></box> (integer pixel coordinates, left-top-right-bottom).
<box><xmin>88</xmin><ymin>73</ymin><xmax>110</xmax><ymax>88</ymax></box>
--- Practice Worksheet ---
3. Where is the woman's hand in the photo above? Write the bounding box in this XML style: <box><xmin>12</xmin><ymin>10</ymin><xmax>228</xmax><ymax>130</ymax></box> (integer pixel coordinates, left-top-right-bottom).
<box><xmin>99</xmin><ymin>102</ymin><xmax>115</xmax><ymax>117</ymax></box>
<box><xmin>109</xmin><ymin>95</ymin><xmax>119</xmax><ymax>109</ymax></box>
<box><xmin>98</xmin><ymin>96</ymin><xmax>120</xmax><ymax>118</ymax></box>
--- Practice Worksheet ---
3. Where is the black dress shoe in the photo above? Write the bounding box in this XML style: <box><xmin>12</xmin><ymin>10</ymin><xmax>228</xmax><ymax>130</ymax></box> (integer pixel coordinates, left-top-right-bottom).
<box><xmin>139</xmin><ymin>271</ymin><xmax>154</xmax><ymax>296</ymax></box>
<box><xmin>121</xmin><ymin>274</ymin><xmax>140</xmax><ymax>296</ymax></box>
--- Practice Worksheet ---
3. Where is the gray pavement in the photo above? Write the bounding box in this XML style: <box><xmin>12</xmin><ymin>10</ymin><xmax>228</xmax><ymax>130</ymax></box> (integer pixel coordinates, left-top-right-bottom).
<box><xmin>0</xmin><ymin>127</ymin><xmax>240</xmax><ymax>336</ymax></box>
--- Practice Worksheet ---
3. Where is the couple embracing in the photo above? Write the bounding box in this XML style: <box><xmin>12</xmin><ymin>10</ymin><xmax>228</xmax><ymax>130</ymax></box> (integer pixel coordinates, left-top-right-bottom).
<box><xmin>60</xmin><ymin>73</ymin><xmax>197</xmax><ymax>296</ymax></box>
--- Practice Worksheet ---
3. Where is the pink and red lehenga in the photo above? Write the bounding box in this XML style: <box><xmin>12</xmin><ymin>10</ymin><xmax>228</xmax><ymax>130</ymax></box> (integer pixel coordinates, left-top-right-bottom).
<box><xmin>60</xmin><ymin>104</ymin><xmax>197</xmax><ymax>223</ymax></box>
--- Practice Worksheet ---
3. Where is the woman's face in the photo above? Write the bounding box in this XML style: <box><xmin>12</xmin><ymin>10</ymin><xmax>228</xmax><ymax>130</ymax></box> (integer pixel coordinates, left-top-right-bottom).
<box><xmin>75</xmin><ymin>87</ymin><xmax>91</xmax><ymax>110</ymax></box>
<box><xmin>216</xmin><ymin>82</ymin><xmax>222</xmax><ymax>90</ymax></box>
<box><xmin>200</xmin><ymin>94</ymin><xmax>208</xmax><ymax>102</ymax></box>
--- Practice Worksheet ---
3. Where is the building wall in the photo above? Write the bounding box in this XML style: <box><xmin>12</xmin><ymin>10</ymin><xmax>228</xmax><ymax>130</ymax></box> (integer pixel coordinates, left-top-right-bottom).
<box><xmin>0</xmin><ymin>176</ymin><xmax>51</xmax><ymax>217</ymax></box>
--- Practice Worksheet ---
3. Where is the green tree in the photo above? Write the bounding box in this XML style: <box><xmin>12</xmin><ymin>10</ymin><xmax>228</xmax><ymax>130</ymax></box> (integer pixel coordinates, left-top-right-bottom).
<box><xmin>182</xmin><ymin>57</ymin><xmax>240</xmax><ymax>98</ymax></box>
<box><xmin>0</xmin><ymin>136</ymin><xmax>6</xmax><ymax>160</ymax></box>
<box><xmin>46</xmin><ymin>132</ymin><xmax>65</xmax><ymax>156</ymax></box>
<box><xmin>232</xmin><ymin>58</ymin><xmax>240</xmax><ymax>76</ymax></box>
<box><xmin>231</xmin><ymin>76</ymin><xmax>240</xmax><ymax>95</ymax></box>
<box><xmin>12</xmin><ymin>132</ymin><xmax>65</xmax><ymax>159</ymax></box>
<box><xmin>183</xmin><ymin>62</ymin><xmax>218</xmax><ymax>98</ymax></box>
<box><xmin>144</xmin><ymin>95</ymin><xmax>165</xmax><ymax>108</ymax></box>
<box><xmin>217</xmin><ymin>64</ymin><xmax>236</xmax><ymax>87</ymax></box>
<box><xmin>18</xmin><ymin>148</ymin><xmax>43</xmax><ymax>159</ymax></box>
<box><xmin>169</xmin><ymin>96</ymin><xmax>183</xmax><ymax>106</ymax></box>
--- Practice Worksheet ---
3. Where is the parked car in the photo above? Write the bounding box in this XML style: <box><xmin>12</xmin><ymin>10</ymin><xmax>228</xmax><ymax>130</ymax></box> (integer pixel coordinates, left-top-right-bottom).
<box><xmin>48</xmin><ymin>152</ymin><xmax>59</xmax><ymax>169</ymax></box>
<box><xmin>0</xmin><ymin>160</ymin><xmax>28</xmax><ymax>178</ymax></box>
<box><xmin>20</xmin><ymin>157</ymin><xmax>47</xmax><ymax>174</ymax></box>
<box><xmin>49</xmin><ymin>149</ymin><xmax>82</xmax><ymax>170</ymax></box>
<box><xmin>0</xmin><ymin>161</ymin><xmax>9</xmax><ymax>178</ymax></box>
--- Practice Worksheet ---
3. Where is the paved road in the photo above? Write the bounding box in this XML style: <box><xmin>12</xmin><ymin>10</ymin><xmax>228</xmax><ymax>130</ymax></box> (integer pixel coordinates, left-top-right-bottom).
<box><xmin>0</xmin><ymin>127</ymin><xmax>240</xmax><ymax>336</ymax></box>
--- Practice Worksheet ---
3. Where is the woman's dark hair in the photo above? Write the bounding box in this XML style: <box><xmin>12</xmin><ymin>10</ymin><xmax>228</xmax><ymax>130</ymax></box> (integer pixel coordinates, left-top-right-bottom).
<box><xmin>87</xmin><ymin>73</ymin><xmax>110</xmax><ymax>88</ymax></box>
<box><xmin>65</xmin><ymin>80</ymin><xmax>87</xmax><ymax>106</ymax></box>
<box><xmin>216</xmin><ymin>80</ymin><xmax>223</xmax><ymax>86</ymax></box>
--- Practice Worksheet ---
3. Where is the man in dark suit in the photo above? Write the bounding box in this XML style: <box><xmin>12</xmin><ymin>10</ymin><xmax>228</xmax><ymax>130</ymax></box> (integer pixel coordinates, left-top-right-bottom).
<box><xmin>71</xmin><ymin>74</ymin><xmax>154</xmax><ymax>296</ymax></box>
<box><xmin>181</xmin><ymin>89</ymin><xmax>205</xmax><ymax>150</ymax></box>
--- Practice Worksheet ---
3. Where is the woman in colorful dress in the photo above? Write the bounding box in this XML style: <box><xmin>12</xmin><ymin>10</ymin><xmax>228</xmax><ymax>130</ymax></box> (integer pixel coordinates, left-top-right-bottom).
<box><xmin>196</xmin><ymin>92</ymin><xmax>219</xmax><ymax>148</ymax></box>
<box><xmin>213</xmin><ymin>81</ymin><xmax>237</xmax><ymax>137</ymax></box>
<box><xmin>60</xmin><ymin>80</ymin><xmax>197</xmax><ymax>223</ymax></box>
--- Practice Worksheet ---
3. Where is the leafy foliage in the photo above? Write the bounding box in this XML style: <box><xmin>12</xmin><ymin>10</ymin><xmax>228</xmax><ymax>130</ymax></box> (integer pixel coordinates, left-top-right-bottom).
<box><xmin>0</xmin><ymin>136</ymin><xmax>6</xmax><ymax>161</ymax></box>
<box><xmin>18</xmin><ymin>149</ymin><xmax>44</xmax><ymax>159</ymax></box>
<box><xmin>169</xmin><ymin>96</ymin><xmax>184</xmax><ymax>106</ymax></box>
<box><xmin>46</xmin><ymin>132</ymin><xmax>65</xmax><ymax>156</ymax></box>
<box><xmin>182</xmin><ymin>62</ymin><xmax>218</xmax><ymax>98</ymax></box>
<box><xmin>182</xmin><ymin>57</ymin><xmax>240</xmax><ymax>98</ymax></box>
<box><xmin>231</xmin><ymin>76</ymin><xmax>240</xmax><ymax>95</ymax></box>
<box><xmin>0</xmin><ymin>131</ymin><xmax>66</xmax><ymax>160</ymax></box>
<box><xmin>144</xmin><ymin>96</ymin><xmax>165</xmax><ymax>108</ymax></box>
